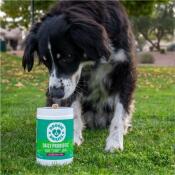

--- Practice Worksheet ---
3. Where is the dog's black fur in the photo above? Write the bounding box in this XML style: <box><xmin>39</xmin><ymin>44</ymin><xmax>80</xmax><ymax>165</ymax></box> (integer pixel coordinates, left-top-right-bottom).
<box><xmin>23</xmin><ymin>1</ymin><xmax>136</xmax><ymax>150</ymax></box>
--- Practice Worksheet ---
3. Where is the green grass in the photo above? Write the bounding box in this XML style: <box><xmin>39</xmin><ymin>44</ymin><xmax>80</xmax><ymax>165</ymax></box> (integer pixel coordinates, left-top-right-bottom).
<box><xmin>1</xmin><ymin>53</ymin><xmax>175</xmax><ymax>175</ymax></box>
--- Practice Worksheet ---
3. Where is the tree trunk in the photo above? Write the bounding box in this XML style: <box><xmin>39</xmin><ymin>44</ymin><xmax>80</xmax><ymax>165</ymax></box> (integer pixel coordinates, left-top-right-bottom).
<box><xmin>141</xmin><ymin>32</ymin><xmax>157</xmax><ymax>51</ymax></box>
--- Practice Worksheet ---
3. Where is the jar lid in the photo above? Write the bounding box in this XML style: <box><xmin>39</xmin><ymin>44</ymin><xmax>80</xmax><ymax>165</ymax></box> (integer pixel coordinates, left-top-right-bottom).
<box><xmin>37</xmin><ymin>107</ymin><xmax>73</xmax><ymax>119</ymax></box>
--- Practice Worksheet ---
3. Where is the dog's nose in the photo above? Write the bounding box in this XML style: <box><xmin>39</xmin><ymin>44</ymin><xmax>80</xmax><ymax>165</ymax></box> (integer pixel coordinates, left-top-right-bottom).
<box><xmin>50</xmin><ymin>86</ymin><xmax>64</xmax><ymax>99</ymax></box>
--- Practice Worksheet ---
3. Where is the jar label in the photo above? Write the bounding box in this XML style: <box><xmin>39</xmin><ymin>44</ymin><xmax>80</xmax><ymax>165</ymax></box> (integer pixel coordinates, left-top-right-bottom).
<box><xmin>36</xmin><ymin>118</ymin><xmax>73</xmax><ymax>160</ymax></box>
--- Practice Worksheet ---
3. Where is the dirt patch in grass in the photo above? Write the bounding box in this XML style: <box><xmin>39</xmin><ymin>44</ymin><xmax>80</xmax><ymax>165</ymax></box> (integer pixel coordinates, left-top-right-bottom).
<box><xmin>137</xmin><ymin>51</ymin><xmax>175</xmax><ymax>67</ymax></box>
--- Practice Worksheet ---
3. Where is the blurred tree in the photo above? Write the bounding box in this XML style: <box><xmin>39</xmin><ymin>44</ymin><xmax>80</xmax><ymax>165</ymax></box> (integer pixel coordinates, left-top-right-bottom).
<box><xmin>0</xmin><ymin>0</ymin><xmax>56</xmax><ymax>29</ymax></box>
<box><xmin>132</xmin><ymin>1</ymin><xmax>175</xmax><ymax>51</ymax></box>
<box><xmin>122</xmin><ymin>0</ymin><xmax>169</xmax><ymax>16</ymax></box>
<box><xmin>1</xmin><ymin>0</ymin><xmax>169</xmax><ymax>29</ymax></box>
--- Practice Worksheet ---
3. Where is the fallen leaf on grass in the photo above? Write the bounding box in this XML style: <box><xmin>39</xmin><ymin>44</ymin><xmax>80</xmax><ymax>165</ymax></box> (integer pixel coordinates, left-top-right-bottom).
<box><xmin>14</xmin><ymin>71</ymin><xmax>24</xmax><ymax>76</ymax></box>
<box><xmin>15</xmin><ymin>82</ymin><xmax>24</xmax><ymax>88</ymax></box>
<box><xmin>2</xmin><ymin>79</ymin><xmax>10</xmax><ymax>83</ymax></box>
<box><xmin>39</xmin><ymin>88</ymin><xmax>46</xmax><ymax>92</ymax></box>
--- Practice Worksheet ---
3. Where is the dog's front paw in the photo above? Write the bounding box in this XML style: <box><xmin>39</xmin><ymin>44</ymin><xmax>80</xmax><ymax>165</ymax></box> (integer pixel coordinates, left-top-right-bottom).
<box><xmin>105</xmin><ymin>136</ymin><xmax>123</xmax><ymax>153</ymax></box>
<box><xmin>74</xmin><ymin>132</ymin><xmax>83</xmax><ymax>146</ymax></box>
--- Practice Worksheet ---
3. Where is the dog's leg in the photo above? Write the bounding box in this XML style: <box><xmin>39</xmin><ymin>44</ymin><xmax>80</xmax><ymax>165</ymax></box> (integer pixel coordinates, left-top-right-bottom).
<box><xmin>71</xmin><ymin>100</ymin><xmax>84</xmax><ymax>146</ymax></box>
<box><xmin>124</xmin><ymin>100</ymin><xmax>135</xmax><ymax>135</ymax></box>
<box><xmin>105</xmin><ymin>96</ymin><xmax>125</xmax><ymax>152</ymax></box>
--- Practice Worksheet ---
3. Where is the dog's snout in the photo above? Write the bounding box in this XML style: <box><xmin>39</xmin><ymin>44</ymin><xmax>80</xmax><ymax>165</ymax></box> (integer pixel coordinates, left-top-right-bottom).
<box><xmin>50</xmin><ymin>86</ymin><xmax>64</xmax><ymax>99</ymax></box>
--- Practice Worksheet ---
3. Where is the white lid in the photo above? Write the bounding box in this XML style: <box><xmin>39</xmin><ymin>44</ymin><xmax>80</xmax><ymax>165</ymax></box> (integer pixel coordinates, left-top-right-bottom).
<box><xmin>37</xmin><ymin>107</ymin><xmax>73</xmax><ymax>119</ymax></box>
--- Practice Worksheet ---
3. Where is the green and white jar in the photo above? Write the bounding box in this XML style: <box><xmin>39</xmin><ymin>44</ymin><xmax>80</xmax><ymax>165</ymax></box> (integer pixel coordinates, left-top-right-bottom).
<box><xmin>36</xmin><ymin>107</ymin><xmax>74</xmax><ymax>166</ymax></box>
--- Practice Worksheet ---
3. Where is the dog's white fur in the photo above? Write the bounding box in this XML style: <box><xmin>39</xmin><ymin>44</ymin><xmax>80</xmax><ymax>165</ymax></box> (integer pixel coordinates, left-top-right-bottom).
<box><xmin>105</xmin><ymin>96</ymin><xmax>125</xmax><ymax>152</ymax></box>
<box><xmin>71</xmin><ymin>100</ymin><xmax>84</xmax><ymax>145</ymax></box>
<box><xmin>124</xmin><ymin>100</ymin><xmax>135</xmax><ymax>135</ymax></box>
<box><xmin>110</xmin><ymin>49</ymin><xmax>127</xmax><ymax>63</ymax></box>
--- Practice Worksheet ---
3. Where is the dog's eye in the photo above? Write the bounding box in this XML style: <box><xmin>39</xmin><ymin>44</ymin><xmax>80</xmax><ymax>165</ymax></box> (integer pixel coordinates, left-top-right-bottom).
<box><xmin>43</xmin><ymin>56</ymin><xmax>47</xmax><ymax>61</ymax></box>
<box><xmin>57</xmin><ymin>54</ymin><xmax>61</xmax><ymax>59</ymax></box>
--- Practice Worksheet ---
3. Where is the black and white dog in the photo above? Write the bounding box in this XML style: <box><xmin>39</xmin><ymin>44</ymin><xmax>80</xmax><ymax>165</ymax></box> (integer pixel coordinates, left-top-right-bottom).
<box><xmin>23</xmin><ymin>1</ymin><xmax>136</xmax><ymax>152</ymax></box>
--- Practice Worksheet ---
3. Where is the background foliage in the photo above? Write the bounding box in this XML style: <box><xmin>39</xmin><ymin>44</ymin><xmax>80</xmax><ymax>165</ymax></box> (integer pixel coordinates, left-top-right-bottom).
<box><xmin>0</xmin><ymin>0</ymin><xmax>172</xmax><ymax>28</ymax></box>
<box><xmin>1</xmin><ymin>0</ymin><xmax>54</xmax><ymax>28</ymax></box>
<box><xmin>131</xmin><ymin>1</ymin><xmax>175</xmax><ymax>51</ymax></box>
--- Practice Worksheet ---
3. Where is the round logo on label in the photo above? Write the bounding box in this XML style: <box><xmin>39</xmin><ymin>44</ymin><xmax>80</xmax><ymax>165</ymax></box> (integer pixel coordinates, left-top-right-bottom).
<box><xmin>47</xmin><ymin>122</ymin><xmax>66</xmax><ymax>143</ymax></box>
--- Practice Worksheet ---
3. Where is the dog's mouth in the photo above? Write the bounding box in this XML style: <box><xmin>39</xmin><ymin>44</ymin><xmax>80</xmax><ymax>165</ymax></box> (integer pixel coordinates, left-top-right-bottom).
<box><xmin>50</xmin><ymin>91</ymin><xmax>74</xmax><ymax>103</ymax></box>
<box><xmin>52</xmin><ymin>97</ymin><xmax>62</xmax><ymax>103</ymax></box>
<box><xmin>51</xmin><ymin>95</ymin><xmax>74</xmax><ymax>107</ymax></box>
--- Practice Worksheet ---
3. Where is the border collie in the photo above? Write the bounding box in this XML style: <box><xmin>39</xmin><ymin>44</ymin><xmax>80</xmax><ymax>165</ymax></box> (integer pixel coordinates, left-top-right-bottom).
<box><xmin>23</xmin><ymin>1</ymin><xmax>136</xmax><ymax>152</ymax></box>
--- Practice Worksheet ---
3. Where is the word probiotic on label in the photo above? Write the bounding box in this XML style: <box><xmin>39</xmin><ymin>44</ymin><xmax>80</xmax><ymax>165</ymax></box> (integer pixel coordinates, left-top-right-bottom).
<box><xmin>36</xmin><ymin>107</ymin><xmax>74</xmax><ymax>166</ymax></box>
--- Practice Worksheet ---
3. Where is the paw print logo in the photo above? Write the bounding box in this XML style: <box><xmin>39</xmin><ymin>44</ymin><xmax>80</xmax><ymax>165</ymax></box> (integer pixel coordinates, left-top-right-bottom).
<box><xmin>47</xmin><ymin>122</ymin><xmax>66</xmax><ymax>143</ymax></box>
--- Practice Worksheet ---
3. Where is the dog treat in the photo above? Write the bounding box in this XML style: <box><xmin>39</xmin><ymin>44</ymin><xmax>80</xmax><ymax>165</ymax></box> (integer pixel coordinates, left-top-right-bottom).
<box><xmin>52</xmin><ymin>104</ymin><xmax>59</xmax><ymax>109</ymax></box>
<box><xmin>36</xmin><ymin>107</ymin><xmax>74</xmax><ymax>166</ymax></box>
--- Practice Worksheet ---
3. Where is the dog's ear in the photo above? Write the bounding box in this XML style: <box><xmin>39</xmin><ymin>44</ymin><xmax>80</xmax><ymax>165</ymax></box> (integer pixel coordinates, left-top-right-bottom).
<box><xmin>22</xmin><ymin>23</ymin><xmax>40</xmax><ymax>72</ymax></box>
<box><xmin>69</xmin><ymin>18</ymin><xmax>111</xmax><ymax>61</ymax></box>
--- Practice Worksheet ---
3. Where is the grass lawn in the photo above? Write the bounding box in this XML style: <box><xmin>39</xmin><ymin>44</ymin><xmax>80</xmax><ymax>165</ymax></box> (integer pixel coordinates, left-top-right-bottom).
<box><xmin>1</xmin><ymin>53</ymin><xmax>175</xmax><ymax>175</ymax></box>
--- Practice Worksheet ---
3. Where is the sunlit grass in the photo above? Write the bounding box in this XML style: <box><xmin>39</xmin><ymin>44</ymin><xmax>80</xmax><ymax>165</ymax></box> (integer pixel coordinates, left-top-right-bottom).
<box><xmin>1</xmin><ymin>53</ymin><xmax>175</xmax><ymax>175</ymax></box>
